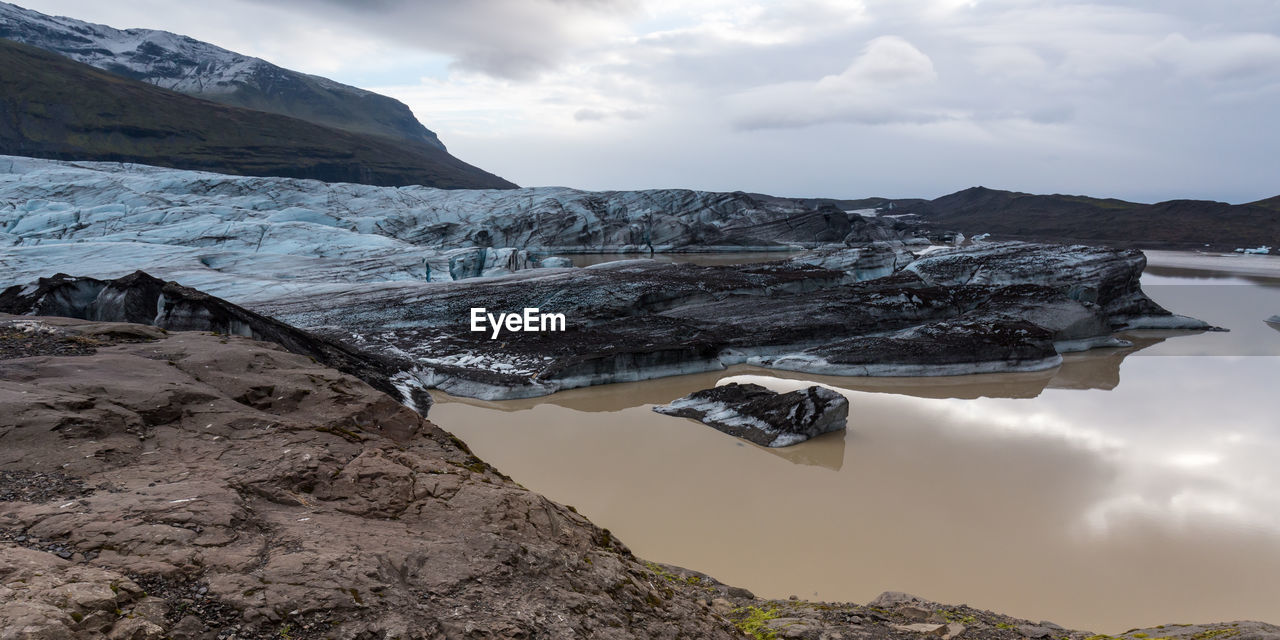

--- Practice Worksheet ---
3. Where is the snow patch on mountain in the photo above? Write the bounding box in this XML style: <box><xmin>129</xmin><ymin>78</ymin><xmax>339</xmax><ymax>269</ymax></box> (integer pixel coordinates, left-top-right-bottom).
<box><xmin>0</xmin><ymin>1</ymin><xmax>445</xmax><ymax>149</ymax></box>
<box><xmin>1</xmin><ymin>2</ymin><xmax>289</xmax><ymax>95</ymax></box>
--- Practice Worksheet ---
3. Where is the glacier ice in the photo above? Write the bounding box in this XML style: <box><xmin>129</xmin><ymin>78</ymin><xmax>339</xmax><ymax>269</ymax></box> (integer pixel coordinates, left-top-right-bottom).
<box><xmin>0</xmin><ymin>157</ymin><xmax>1216</xmax><ymax>401</ymax></box>
<box><xmin>0</xmin><ymin>156</ymin><xmax>900</xmax><ymax>304</ymax></box>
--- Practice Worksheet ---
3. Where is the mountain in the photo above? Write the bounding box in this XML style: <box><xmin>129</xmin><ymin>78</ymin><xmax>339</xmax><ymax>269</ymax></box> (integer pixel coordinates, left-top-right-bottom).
<box><xmin>0</xmin><ymin>39</ymin><xmax>516</xmax><ymax>188</ymax></box>
<box><xmin>1250</xmin><ymin>195</ymin><xmax>1280</xmax><ymax>212</ymax></box>
<box><xmin>0</xmin><ymin>1</ymin><xmax>444</xmax><ymax>150</ymax></box>
<box><xmin>808</xmin><ymin>187</ymin><xmax>1278</xmax><ymax>251</ymax></box>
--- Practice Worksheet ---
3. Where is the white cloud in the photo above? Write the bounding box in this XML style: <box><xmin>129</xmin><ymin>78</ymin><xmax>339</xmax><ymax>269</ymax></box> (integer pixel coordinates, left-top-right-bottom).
<box><xmin>1151</xmin><ymin>32</ymin><xmax>1280</xmax><ymax>81</ymax></box>
<box><xmin>14</xmin><ymin>0</ymin><xmax>1280</xmax><ymax>201</ymax></box>
<box><xmin>265</xmin><ymin>0</ymin><xmax>637</xmax><ymax>80</ymax></box>
<box><xmin>970</xmin><ymin>45</ymin><xmax>1049</xmax><ymax>79</ymax></box>
<box><xmin>725</xmin><ymin>36</ymin><xmax>942</xmax><ymax>129</ymax></box>
<box><xmin>819</xmin><ymin>35</ymin><xmax>937</xmax><ymax>86</ymax></box>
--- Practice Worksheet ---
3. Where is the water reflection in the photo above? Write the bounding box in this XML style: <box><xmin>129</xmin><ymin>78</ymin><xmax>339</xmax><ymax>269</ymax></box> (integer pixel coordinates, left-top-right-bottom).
<box><xmin>431</xmin><ymin>354</ymin><xmax>1280</xmax><ymax>632</ymax></box>
<box><xmin>1135</xmin><ymin>285</ymin><xmax>1280</xmax><ymax>356</ymax></box>
<box><xmin>760</xmin><ymin>429</ymin><xmax>848</xmax><ymax>470</ymax></box>
<box><xmin>1145</xmin><ymin>266</ymin><xmax>1280</xmax><ymax>285</ymax></box>
<box><xmin>443</xmin><ymin>334</ymin><xmax>1174</xmax><ymax>417</ymax></box>
<box><xmin>428</xmin><ymin>255</ymin><xmax>1280</xmax><ymax>633</ymax></box>
<box><xmin>1143</xmin><ymin>250</ymin><xmax>1280</xmax><ymax>283</ymax></box>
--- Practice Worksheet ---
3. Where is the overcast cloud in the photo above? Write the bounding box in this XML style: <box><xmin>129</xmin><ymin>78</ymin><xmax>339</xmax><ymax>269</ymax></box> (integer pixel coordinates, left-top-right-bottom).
<box><xmin>19</xmin><ymin>0</ymin><xmax>1280</xmax><ymax>201</ymax></box>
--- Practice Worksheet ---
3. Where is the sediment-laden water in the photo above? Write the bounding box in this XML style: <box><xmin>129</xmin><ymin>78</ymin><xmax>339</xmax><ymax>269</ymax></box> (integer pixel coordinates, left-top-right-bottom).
<box><xmin>429</xmin><ymin>252</ymin><xmax>1280</xmax><ymax>634</ymax></box>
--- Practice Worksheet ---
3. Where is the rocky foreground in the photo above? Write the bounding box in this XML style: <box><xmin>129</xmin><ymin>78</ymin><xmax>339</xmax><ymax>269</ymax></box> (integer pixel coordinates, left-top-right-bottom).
<box><xmin>2</xmin><ymin>315</ymin><xmax>1276</xmax><ymax>640</ymax></box>
<box><xmin>0</xmin><ymin>270</ymin><xmax>426</xmax><ymax>414</ymax></box>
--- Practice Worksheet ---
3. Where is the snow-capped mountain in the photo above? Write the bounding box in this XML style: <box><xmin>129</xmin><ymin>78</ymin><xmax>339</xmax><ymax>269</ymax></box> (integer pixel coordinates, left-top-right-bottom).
<box><xmin>0</xmin><ymin>1</ymin><xmax>443</xmax><ymax>151</ymax></box>
<box><xmin>0</xmin><ymin>38</ymin><xmax>515</xmax><ymax>189</ymax></box>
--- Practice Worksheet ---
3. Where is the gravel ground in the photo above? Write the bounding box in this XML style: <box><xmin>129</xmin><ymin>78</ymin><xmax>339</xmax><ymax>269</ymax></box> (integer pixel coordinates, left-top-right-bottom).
<box><xmin>0</xmin><ymin>317</ymin><xmax>160</xmax><ymax>360</ymax></box>
<box><xmin>0</xmin><ymin>326</ymin><xmax>101</xmax><ymax>359</ymax></box>
<box><xmin>0</xmin><ymin>469</ymin><xmax>93</xmax><ymax>503</ymax></box>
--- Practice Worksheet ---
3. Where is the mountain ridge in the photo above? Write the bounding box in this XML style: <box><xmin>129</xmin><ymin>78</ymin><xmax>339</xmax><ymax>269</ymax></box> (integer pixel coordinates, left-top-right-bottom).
<box><xmin>0</xmin><ymin>1</ymin><xmax>447</xmax><ymax>151</ymax></box>
<box><xmin>0</xmin><ymin>38</ymin><xmax>516</xmax><ymax>189</ymax></box>
<box><xmin>794</xmin><ymin>186</ymin><xmax>1279</xmax><ymax>251</ymax></box>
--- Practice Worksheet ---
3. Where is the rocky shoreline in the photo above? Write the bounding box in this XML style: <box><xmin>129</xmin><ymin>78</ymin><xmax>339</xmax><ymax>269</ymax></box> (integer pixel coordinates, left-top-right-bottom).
<box><xmin>0</xmin><ymin>271</ymin><xmax>428</xmax><ymax>414</ymax></box>
<box><xmin>1</xmin><ymin>315</ymin><xmax>1274</xmax><ymax>639</ymax></box>
<box><xmin>0</xmin><ymin>315</ymin><xmax>1270</xmax><ymax>639</ymax></box>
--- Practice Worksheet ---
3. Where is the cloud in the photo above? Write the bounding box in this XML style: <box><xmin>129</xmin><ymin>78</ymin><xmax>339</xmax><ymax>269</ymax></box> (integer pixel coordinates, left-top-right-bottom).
<box><xmin>819</xmin><ymin>34</ymin><xmax>937</xmax><ymax>86</ymax></box>
<box><xmin>725</xmin><ymin>35</ymin><xmax>943</xmax><ymax>130</ymax></box>
<box><xmin>573</xmin><ymin>108</ymin><xmax>647</xmax><ymax>122</ymax></box>
<box><xmin>242</xmin><ymin>0</ymin><xmax>636</xmax><ymax>79</ymax></box>
<box><xmin>360</xmin><ymin>1</ymin><xmax>1278</xmax><ymax>201</ymax></box>
<box><xmin>15</xmin><ymin>0</ymin><xmax>1280</xmax><ymax>202</ymax></box>
<box><xmin>970</xmin><ymin>45</ymin><xmax>1049</xmax><ymax>79</ymax></box>
<box><xmin>634</xmin><ymin>0</ymin><xmax>869</xmax><ymax>49</ymax></box>
<box><xmin>1151</xmin><ymin>32</ymin><xmax>1280</xmax><ymax>81</ymax></box>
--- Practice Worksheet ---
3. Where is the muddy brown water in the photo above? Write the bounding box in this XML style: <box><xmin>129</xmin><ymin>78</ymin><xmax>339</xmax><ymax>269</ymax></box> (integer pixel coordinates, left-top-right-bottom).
<box><xmin>429</xmin><ymin>251</ymin><xmax>1280</xmax><ymax>634</ymax></box>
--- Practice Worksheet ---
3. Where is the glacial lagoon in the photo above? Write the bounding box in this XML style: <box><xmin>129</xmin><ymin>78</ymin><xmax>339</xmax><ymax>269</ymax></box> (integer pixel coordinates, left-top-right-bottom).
<box><xmin>429</xmin><ymin>251</ymin><xmax>1280</xmax><ymax>634</ymax></box>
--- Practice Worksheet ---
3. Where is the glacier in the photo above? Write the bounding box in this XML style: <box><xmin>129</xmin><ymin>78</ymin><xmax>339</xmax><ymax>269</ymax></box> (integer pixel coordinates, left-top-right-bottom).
<box><xmin>0</xmin><ymin>156</ymin><xmax>1214</xmax><ymax>401</ymax></box>
<box><xmin>0</xmin><ymin>156</ymin><xmax>906</xmax><ymax>303</ymax></box>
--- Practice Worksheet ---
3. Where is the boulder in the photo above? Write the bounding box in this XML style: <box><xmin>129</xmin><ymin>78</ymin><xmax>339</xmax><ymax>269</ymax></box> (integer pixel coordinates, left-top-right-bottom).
<box><xmin>653</xmin><ymin>383</ymin><xmax>849</xmax><ymax>447</ymax></box>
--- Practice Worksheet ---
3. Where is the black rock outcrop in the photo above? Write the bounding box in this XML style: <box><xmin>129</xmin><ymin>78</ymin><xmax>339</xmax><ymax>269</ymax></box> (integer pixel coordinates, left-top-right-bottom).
<box><xmin>246</xmin><ymin>242</ymin><xmax>1209</xmax><ymax>399</ymax></box>
<box><xmin>0</xmin><ymin>271</ymin><xmax>428</xmax><ymax>412</ymax></box>
<box><xmin>654</xmin><ymin>382</ymin><xmax>849</xmax><ymax>447</ymax></box>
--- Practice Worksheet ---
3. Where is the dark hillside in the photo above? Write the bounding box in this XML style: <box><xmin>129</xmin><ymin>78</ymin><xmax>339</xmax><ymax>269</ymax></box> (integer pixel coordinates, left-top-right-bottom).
<box><xmin>803</xmin><ymin>186</ymin><xmax>1278</xmax><ymax>251</ymax></box>
<box><xmin>0</xmin><ymin>39</ymin><xmax>516</xmax><ymax>189</ymax></box>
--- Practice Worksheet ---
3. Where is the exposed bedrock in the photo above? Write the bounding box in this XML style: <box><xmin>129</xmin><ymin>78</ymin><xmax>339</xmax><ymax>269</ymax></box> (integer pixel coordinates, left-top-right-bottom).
<box><xmin>0</xmin><ymin>318</ymin><xmax>739</xmax><ymax>638</ymax></box>
<box><xmin>654</xmin><ymin>383</ymin><xmax>849</xmax><ymax>447</ymax></box>
<box><xmin>0</xmin><ymin>271</ymin><xmax>427</xmax><ymax>412</ymax></box>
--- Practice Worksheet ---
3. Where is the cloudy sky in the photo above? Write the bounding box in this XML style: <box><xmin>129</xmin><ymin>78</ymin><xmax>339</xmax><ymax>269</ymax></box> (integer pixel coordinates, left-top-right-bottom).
<box><xmin>20</xmin><ymin>0</ymin><xmax>1280</xmax><ymax>201</ymax></box>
